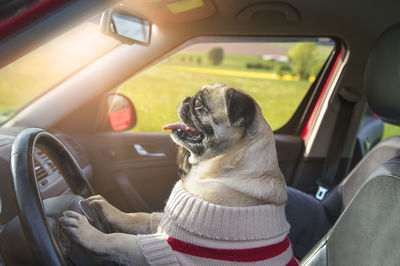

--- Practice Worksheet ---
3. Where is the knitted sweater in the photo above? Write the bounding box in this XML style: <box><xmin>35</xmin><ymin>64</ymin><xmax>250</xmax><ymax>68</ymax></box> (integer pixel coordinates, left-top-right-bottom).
<box><xmin>137</xmin><ymin>181</ymin><xmax>297</xmax><ymax>266</ymax></box>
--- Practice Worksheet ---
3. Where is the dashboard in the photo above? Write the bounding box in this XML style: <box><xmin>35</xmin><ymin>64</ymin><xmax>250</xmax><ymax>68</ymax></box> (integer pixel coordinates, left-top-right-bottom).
<box><xmin>34</xmin><ymin>145</ymin><xmax>73</xmax><ymax>199</ymax></box>
<box><xmin>0</xmin><ymin>127</ymin><xmax>93</xmax><ymax>225</ymax></box>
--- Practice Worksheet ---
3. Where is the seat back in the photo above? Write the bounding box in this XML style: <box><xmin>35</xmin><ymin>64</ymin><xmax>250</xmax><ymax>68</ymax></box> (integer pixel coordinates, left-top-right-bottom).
<box><xmin>340</xmin><ymin>136</ymin><xmax>400</xmax><ymax>207</ymax></box>
<box><xmin>302</xmin><ymin>157</ymin><xmax>400</xmax><ymax>265</ymax></box>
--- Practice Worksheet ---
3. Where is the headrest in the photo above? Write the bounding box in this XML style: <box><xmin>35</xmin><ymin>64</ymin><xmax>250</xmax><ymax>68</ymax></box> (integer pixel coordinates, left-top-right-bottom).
<box><xmin>365</xmin><ymin>24</ymin><xmax>400</xmax><ymax>126</ymax></box>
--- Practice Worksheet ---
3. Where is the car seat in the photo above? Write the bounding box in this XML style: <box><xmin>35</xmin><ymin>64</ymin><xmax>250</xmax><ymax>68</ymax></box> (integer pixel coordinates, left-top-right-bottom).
<box><xmin>301</xmin><ymin>23</ymin><xmax>400</xmax><ymax>265</ymax></box>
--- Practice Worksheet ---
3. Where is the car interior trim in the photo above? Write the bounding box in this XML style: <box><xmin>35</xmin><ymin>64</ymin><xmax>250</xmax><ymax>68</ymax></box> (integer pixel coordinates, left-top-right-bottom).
<box><xmin>304</xmin><ymin>45</ymin><xmax>348</xmax><ymax>156</ymax></box>
<box><xmin>301</xmin><ymin>47</ymin><xmax>343</xmax><ymax>140</ymax></box>
<box><xmin>0</xmin><ymin>0</ymin><xmax>72</xmax><ymax>41</ymax></box>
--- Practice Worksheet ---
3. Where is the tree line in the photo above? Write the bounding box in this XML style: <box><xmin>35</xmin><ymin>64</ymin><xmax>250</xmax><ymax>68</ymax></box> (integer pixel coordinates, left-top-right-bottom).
<box><xmin>207</xmin><ymin>43</ymin><xmax>322</xmax><ymax>80</ymax></box>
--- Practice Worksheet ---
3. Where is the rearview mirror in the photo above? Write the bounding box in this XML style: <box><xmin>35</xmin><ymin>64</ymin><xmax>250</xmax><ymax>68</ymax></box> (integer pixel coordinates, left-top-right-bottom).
<box><xmin>100</xmin><ymin>8</ymin><xmax>151</xmax><ymax>46</ymax></box>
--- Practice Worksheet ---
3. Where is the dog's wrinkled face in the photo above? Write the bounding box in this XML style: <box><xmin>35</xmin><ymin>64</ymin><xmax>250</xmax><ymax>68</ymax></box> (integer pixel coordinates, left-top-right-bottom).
<box><xmin>164</xmin><ymin>84</ymin><xmax>256</xmax><ymax>164</ymax></box>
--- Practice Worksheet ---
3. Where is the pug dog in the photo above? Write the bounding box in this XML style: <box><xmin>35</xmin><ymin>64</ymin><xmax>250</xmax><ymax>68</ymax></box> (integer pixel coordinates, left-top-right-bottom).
<box><xmin>61</xmin><ymin>84</ymin><xmax>294</xmax><ymax>265</ymax></box>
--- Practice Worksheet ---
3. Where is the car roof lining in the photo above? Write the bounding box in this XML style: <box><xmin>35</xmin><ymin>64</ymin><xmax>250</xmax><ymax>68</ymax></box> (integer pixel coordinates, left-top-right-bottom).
<box><xmin>122</xmin><ymin>0</ymin><xmax>217</xmax><ymax>24</ymax></box>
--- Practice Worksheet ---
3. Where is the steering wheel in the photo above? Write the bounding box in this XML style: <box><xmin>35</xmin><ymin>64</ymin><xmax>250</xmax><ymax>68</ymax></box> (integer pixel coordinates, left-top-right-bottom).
<box><xmin>10</xmin><ymin>128</ymin><xmax>108</xmax><ymax>266</ymax></box>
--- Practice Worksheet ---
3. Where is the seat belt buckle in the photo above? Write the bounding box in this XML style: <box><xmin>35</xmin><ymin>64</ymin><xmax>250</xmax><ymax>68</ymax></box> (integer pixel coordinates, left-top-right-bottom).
<box><xmin>315</xmin><ymin>185</ymin><xmax>329</xmax><ymax>200</ymax></box>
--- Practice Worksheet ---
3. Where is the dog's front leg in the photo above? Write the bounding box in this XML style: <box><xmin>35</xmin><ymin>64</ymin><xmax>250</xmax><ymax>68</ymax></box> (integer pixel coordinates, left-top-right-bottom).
<box><xmin>60</xmin><ymin>211</ymin><xmax>149</xmax><ymax>265</ymax></box>
<box><xmin>86</xmin><ymin>195</ymin><xmax>151</xmax><ymax>234</ymax></box>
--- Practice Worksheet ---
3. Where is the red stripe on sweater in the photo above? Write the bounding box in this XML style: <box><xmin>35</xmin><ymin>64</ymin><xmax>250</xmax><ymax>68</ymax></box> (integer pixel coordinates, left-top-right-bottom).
<box><xmin>167</xmin><ymin>236</ymin><xmax>292</xmax><ymax>262</ymax></box>
<box><xmin>287</xmin><ymin>256</ymin><xmax>299</xmax><ymax>266</ymax></box>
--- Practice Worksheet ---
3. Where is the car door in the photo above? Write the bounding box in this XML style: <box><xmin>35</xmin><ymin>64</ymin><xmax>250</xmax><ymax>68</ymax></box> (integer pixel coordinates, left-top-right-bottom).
<box><xmin>77</xmin><ymin>132</ymin><xmax>178</xmax><ymax>213</ymax></box>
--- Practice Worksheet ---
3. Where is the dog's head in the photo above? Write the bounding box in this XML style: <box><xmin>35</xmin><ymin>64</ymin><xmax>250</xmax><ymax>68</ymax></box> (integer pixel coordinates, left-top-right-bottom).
<box><xmin>164</xmin><ymin>84</ymin><xmax>287</xmax><ymax>205</ymax></box>
<box><xmin>164</xmin><ymin>84</ymin><xmax>258</xmax><ymax>164</ymax></box>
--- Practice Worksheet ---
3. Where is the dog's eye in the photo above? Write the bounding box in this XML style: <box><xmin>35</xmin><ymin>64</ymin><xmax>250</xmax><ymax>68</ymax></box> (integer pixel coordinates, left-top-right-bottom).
<box><xmin>194</xmin><ymin>98</ymin><xmax>203</xmax><ymax>109</ymax></box>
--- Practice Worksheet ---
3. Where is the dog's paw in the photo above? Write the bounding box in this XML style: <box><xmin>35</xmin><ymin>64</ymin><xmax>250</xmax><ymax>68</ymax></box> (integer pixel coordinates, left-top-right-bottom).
<box><xmin>86</xmin><ymin>195</ymin><xmax>150</xmax><ymax>234</ymax></box>
<box><xmin>60</xmin><ymin>210</ymin><xmax>106</xmax><ymax>254</ymax></box>
<box><xmin>86</xmin><ymin>195</ymin><xmax>122</xmax><ymax>223</ymax></box>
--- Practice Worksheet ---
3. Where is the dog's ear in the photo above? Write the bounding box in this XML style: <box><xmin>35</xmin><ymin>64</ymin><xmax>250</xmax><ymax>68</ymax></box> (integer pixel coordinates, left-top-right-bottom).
<box><xmin>225</xmin><ymin>88</ymin><xmax>256</xmax><ymax>128</ymax></box>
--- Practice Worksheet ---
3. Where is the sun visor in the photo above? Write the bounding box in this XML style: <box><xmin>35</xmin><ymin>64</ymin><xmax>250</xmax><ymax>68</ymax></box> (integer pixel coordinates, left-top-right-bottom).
<box><xmin>121</xmin><ymin>0</ymin><xmax>216</xmax><ymax>24</ymax></box>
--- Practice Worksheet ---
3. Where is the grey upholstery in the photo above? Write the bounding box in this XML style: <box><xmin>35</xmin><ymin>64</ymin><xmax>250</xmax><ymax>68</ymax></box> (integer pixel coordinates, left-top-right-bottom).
<box><xmin>302</xmin><ymin>23</ymin><xmax>400</xmax><ymax>265</ymax></box>
<box><xmin>302</xmin><ymin>157</ymin><xmax>400</xmax><ymax>265</ymax></box>
<box><xmin>339</xmin><ymin>136</ymin><xmax>400</xmax><ymax>207</ymax></box>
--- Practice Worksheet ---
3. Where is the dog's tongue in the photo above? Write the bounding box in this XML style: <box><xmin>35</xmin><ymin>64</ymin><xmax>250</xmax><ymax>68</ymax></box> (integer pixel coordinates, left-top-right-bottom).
<box><xmin>162</xmin><ymin>122</ymin><xmax>201</xmax><ymax>137</ymax></box>
<box><xmin>162</xmin><ymin>122</ymin><xmax>186</xmax><ymax>132</ymax></box>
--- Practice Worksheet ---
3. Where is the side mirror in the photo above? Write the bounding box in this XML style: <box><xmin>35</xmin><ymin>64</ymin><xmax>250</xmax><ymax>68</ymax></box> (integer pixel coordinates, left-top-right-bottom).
<box><xmin>103</xmin><ymin>93</ymin><xmax>136</xmax><ymax>132</ymax></box>
<box><xmin>100</xmin><ymin>7</ymin><xmax>151</xmax><ymax>46</ymax></box>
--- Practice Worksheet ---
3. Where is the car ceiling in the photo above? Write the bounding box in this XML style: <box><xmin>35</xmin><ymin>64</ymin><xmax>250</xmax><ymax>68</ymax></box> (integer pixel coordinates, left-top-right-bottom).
<box><xmin>1</xmin><ymin>0</ymin><xmax>400</xmax><ymax>98</ymax></box>
<box><xmin>128</xmin><ymin>0</ymin><xmax>400</xmax><ymax>98</ymax></box>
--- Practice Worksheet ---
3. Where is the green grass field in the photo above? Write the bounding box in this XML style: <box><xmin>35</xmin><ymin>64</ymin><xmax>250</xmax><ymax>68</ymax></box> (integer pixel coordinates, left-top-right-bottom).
<box><xmin>118</xmin><ymin>65</ymin><xmax>311</xmax><ymax>132</ymax></box>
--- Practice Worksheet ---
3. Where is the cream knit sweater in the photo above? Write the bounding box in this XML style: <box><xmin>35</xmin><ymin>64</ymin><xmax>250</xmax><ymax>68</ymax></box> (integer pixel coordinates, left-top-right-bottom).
<box><xmin>137</xmin><ymin>181</ymin><xmax>297</xmax><ymax>266</ymax></box>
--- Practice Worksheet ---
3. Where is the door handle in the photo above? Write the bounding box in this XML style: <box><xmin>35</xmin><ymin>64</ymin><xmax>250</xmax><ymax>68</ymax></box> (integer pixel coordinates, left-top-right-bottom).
<box><xmin>133</xmin><ymin>144</ymin><xmax>166</xmax><ymax>157</ymax></box>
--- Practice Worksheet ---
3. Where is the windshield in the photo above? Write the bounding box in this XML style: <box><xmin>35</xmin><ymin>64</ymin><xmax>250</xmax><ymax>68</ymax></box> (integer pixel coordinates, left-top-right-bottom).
<box><xmin>0</xmin><ymin>20</ymin><xmax>120</xmax><ymax>123</ymax></box>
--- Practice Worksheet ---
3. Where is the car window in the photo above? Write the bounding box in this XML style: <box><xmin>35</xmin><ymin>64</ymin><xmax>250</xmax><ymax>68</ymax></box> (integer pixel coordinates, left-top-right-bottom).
<box><xmin>117</xmin><ymin>38</ymin><xmax>335</xmax><ymax>133</ymax></box>
<box><xmin>0</xmin><ymin>21</ymin><xmax>120</xmax><ymax>123</ymax></box>
<box><xmin>383</xmin><ymin>123</ymin><xmax>400</xmax><ymax>140</ymax></box>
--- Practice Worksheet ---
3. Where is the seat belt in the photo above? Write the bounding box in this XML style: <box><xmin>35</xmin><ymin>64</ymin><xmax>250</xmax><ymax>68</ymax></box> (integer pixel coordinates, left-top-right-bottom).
<box><xmin>315</xmin><ymin>93</ymin><xmax>356</xmax><ymax>200</ymax></box>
